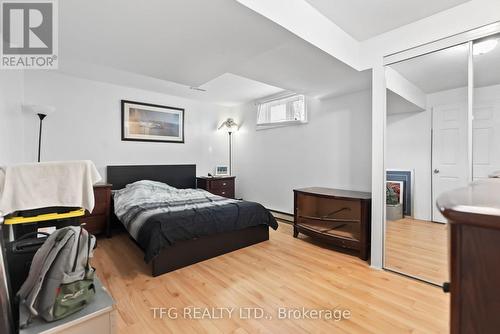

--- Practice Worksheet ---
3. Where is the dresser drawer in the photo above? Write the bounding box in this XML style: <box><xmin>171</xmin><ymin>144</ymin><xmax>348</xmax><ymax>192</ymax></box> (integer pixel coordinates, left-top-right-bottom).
<box><xmin>297</xmin><ymin>193</ymin><xmax>361</xmax><ymax>221</ymax></box>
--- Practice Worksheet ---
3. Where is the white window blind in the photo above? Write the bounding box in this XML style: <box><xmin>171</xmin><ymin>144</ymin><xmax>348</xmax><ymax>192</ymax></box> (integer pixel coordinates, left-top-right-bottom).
<box><xmin>257</xmin><ymin>94</ymin><xmax>306</xmax><ymax>127</ymax></box>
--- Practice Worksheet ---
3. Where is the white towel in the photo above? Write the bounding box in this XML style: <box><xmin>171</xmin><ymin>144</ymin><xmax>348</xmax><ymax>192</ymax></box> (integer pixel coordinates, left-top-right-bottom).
<box><xmin>0</xmin><ymin>160</ymin><xmax>102</xmax><ymax>216</ymax></box>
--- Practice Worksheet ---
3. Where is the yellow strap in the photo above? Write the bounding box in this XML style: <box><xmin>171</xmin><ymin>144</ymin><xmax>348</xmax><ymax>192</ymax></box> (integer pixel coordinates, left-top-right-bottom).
<box><xmin>4</xmin><ymin>208</ymin><xmax>85</xmax><ymax>225</ymax></box>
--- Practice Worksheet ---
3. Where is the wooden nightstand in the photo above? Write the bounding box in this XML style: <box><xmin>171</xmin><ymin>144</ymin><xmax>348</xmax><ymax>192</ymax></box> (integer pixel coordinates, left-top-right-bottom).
<box><xmin>196</xmin><ymin>176</ymin><xmax>235</xmax><ymax>199</ymax></box>
<box><xmin>80</xmin><ymin>183</ymin><xmax>112</xmax><ymax>237</ymax></box>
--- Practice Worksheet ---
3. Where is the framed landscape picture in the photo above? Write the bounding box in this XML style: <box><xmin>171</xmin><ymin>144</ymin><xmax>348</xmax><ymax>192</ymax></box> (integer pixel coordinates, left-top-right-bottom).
<box><xmin>121</xmin><ymin>100</ymin><xmax>184</xmax><ymax>143</ymax></box>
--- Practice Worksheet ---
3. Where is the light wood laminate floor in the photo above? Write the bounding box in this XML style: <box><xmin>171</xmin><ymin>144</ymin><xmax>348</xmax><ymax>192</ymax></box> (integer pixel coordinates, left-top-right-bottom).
<box><xmin>92</xmin><ymin>222</ymin><xmax>449</xmax><ymax>333</ymax></box>
<box><xmin>385</xmin><ymin>218</ymin><xmax>449</xmax><ymax>285</ymax></box>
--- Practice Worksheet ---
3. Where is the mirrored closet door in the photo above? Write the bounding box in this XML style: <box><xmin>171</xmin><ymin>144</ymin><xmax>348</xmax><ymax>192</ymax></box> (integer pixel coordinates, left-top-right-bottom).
<box><xmin>384</xmin><ymin>43</ymin><xmax>470</xmax><ymax>285</ymax></box>
<box><xmin>473</xmin><ymin>34</ymin><xmax>500</xmax><ymax>180</ymax></box>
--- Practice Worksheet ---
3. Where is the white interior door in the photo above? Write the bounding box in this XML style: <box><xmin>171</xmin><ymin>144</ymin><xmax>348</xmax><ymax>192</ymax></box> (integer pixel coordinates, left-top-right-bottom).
<box><xmin>432</xmin><ymin>104</ymin><xmax>469</xmax><ymax>223</ymax></box>
<box><xmin>473</xmin><ymin>101</ymin><xmax>500</xmax><ymax>180</ymax></box>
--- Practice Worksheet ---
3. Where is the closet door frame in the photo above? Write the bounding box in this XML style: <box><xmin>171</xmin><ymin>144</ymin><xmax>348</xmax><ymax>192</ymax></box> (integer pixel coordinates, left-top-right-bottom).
<box><xmin>384</xmin><ymin>22</ymin><xmax>500</xmax><ymax>66</ymax></box>
<box><xmin>380</xmin><ymin>21</ymin><xmax>500</xmax><ymax>282</ymax></box>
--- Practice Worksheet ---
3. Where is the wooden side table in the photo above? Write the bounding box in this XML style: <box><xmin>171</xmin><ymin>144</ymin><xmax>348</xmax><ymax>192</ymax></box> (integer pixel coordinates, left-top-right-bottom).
<box><xmin>80</xmin><ymin>184</ymin><xmax>112</xmax><ymax>237</ymax></box>
<box><xmin>196</xmin><ymin>176</ymin><xmax>235</xmax><ymax>199</ymax></box>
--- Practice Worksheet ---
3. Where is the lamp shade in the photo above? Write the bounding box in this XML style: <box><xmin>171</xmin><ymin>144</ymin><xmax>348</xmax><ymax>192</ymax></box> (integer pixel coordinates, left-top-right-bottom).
<box><xmin>23</xmin><ymin>104</ymin><xmax>56</xmax><ymax>116</ymax></box>
<box><xmin>218</xmin><ymin>118</ymin><xmax>238</xmax><ymax>133</ymax></box>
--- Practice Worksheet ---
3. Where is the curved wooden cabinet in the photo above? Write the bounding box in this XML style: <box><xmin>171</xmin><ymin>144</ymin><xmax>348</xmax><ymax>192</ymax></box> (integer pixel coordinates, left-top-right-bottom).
<box><xmin>293</xmin><ymin>187</ymin><xmax>371</xmax><ymax>261</ymax></box>
<box><xmin>437</xmin><ymin>180</ymin><xmax>500</xmax><ymax>334</ymax></box>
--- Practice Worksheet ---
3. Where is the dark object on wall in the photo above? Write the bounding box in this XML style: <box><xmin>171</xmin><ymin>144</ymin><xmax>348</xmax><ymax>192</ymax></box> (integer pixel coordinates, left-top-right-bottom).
<box><xmin>121</xmin><ymin>100</ymin><xmax>184</xmax><ymax>143</ymax></box>
<box><xmin>196</xmin><ymin>176</ymin><xmax>235</xmax><ymax>199</ymax></box>
<box><xmin>80</xmin><ymin>184</ymin><xmax>112</xmax><ymax>237</ymax></box>
<box><xmin>106</xmin><ymin>164</ymin><xmax>270</xmax><ymax>276</ymax></box>
<box><xmin>386</xmin><ymin>170</ymin><xmax>412</xmax><ymax>216</ymax></box>
<box><xmin>294</xmin><ymin>187</ymin><xmax>371</xmax><ymax>261</ymax></box>
<box><xmin>438</xmin><ymin>180</ymin><xmax>500</xmax><ymax>334</ymax></box>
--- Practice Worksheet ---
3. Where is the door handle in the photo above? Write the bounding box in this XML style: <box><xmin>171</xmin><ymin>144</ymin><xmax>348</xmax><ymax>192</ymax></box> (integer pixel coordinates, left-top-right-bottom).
<box><xmin>434</xmin><ymin>169</ymin><xmax>440</xmax><ymax>174</ymax></box>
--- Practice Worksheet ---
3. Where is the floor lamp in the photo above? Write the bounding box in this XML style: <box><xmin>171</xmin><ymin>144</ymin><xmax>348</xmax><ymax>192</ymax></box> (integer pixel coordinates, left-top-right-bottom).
<box><xmin>23</xmin><ymin>105</ymin><xmax>55</xmax><ymax>162</ymax></box>
<box><xmin>218</xmin><ymin>118</ymin><xmax>238</xmax><ymax>175</ymax></box>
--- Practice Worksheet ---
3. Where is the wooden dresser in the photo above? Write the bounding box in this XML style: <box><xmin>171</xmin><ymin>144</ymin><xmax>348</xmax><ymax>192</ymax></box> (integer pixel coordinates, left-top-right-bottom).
<box><xmin>81</xmin><ymin>184</ymin><xmax>112</xmax><ymax>237</ymax></box>
<box><xmin>196</xmin><ymin>176</ymin><xmax>235</xmax><ymax>199</ymax></box>
<box><xmin>437</xmin><ymin>180</ymin><xmax>500</xmax><ymax>334</ymax></box>
<box><xmin>294</xmin><ymin>187</ymin><xmax>371</xmax><ymax>260</ymax></box>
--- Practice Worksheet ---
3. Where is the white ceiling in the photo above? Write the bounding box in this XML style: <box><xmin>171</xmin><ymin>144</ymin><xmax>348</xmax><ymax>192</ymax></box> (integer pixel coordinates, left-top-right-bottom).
<box><xmin>198</xmin><ymin>73</ymin><xmax>284</xmax><ymax>106</ymax></box>
<box><xmin>390</xmin><ymin>37</ymin><xmax>500</xmax><ymax>94</ymax></box>
<box><xmin>304</xmin><ymin>0</ymin><xmax>470</xmax><ymax>41</ymax></box>
<box><xmin>59</xmin><ymin>0</ymin><xmax>371</xmax><ymax>106</ymax></box>
<box><xmin>233</xmin><ymin>36</ymin><xmax>371</xmax><ymax>99</ymax></box>
<box><xmin>390</xmin><ymin>44</ymin><xmax>469</xmax><ymax>94</ymax></box>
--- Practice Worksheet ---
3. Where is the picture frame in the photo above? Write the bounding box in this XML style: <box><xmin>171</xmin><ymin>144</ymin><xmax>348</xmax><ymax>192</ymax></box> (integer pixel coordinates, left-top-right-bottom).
<box><xmin>386</xmin><ymin>181</ymin><xmax>404</xmax><ymax>204</ymax></box>
<box><xmin>215</xmin><ymin>165</ymin><xmax>229</xmax><ymax>176</ymax></box>
<box><xmin>386</xmin><ymin>169</ymin><xmax>414</xmax><ymax>216</ymax></box>
<box><xmin>121</xmin><ymin>100</ymin><xmax>184</xmax><ymax>143</ymax></box>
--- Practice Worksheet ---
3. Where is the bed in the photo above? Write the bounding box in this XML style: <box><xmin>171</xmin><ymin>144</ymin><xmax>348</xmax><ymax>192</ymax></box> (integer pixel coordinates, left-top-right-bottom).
<box><xmin>106</xmin><ymin>164</ymin><xmax>278</xmax><ymax>276</ymax></box>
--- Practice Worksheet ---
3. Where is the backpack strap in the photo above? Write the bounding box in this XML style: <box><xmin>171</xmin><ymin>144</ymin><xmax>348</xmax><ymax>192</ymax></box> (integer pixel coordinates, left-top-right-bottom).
<box><xmin>86</xmin><ymin>232</ymin><xmax>92</xmax><ymax>269</ymax></box>
<box><xmin>71</xmin><ymin>227</ymin><xmax>83</xmax><ymax>272</ymax></box>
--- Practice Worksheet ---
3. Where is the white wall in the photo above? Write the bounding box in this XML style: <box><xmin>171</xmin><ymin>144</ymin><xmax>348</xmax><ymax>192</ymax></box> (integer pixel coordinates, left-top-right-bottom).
<box><xmin>232</xmin><ymin>90</ymin><xmax>372</xmax><ymax>213</ymax></box>
<box><xmin>386</xmin><ymin>108</ymin><xmax>432</xmax><ymax>221</ymax></box>
<box><xmin>0</xmin><ymin>71</ymin><xmax>25</xmax><ymax>166</ymax></box>
<box><xmin>22</xmin><ymin>71</ymin><xmax>233</xmax><ymax>179</ymax></box>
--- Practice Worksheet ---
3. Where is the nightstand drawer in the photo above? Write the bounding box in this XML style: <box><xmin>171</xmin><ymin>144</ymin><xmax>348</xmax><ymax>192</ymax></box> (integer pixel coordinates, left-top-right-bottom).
<box><xmin>212</xmin><ymin>189</ymin><xmax>234</xmax><ymax>198</ymax></box>
<box><xmin>210</xmin><ymin>179</ymin><xmax>234</xmax><ymax>190</ymax></box>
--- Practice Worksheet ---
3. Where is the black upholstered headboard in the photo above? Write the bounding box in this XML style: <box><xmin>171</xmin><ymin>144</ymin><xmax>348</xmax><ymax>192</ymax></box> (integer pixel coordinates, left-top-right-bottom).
<box><xmin>106</xmin><ymin>164</ymin><xmax>196</xmax><ymax>190</ymax></box>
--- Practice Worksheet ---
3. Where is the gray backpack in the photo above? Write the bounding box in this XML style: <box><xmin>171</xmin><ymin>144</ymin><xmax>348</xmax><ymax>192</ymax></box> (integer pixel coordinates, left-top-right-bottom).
<box><xmin>17</xmin><ymin>226</ymin><xmax>96</xmax><ymax>325</ymax></box>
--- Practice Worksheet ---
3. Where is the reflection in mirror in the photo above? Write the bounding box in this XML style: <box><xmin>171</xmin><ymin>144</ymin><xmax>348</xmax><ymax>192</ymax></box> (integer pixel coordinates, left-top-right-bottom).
<box><xmin>384</xmin><ymin>44</ymin><xmax>469</xmax><ymax>285</ymax></box>
<box><xmin>473</xmin><ymin>34</ymin><xmax>500</xmax><ymax>180</ymax></box>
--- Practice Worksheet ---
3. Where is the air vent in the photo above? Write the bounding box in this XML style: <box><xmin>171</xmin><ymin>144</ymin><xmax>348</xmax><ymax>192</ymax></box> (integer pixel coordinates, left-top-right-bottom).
<box><xmin>189</xmin><ymin>86</ymin><xmax>207</xmax><ymax>92</ymax></box>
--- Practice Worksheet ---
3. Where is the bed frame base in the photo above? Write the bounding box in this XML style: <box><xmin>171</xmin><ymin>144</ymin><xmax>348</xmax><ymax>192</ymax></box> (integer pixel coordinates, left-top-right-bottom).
<box><xmin>152</xmin><ymin>224</ymin><xmax>269</xmax><ymax>276</ymax></box>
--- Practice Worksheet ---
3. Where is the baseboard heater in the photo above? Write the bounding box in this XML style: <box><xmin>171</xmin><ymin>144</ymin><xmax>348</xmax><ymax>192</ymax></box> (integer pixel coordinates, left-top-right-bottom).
<box><xmin>268</xmin><ymin>209</ymin><xmax>293</xmax><ymax>223</ymax></box>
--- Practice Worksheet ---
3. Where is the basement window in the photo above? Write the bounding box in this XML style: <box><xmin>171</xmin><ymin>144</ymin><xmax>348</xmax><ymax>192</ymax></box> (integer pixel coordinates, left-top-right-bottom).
<box><xmin>256</xmin><ymin>94</ymin><xmax>307</xmax><ymax>128</ymax></box>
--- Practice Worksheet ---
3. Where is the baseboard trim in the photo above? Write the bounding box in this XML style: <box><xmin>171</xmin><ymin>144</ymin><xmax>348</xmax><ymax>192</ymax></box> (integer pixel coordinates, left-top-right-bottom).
<box><xmin>268</xmin><ymin>209</ymin><xmax>293</xmax><ymax>223</ymax></box>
